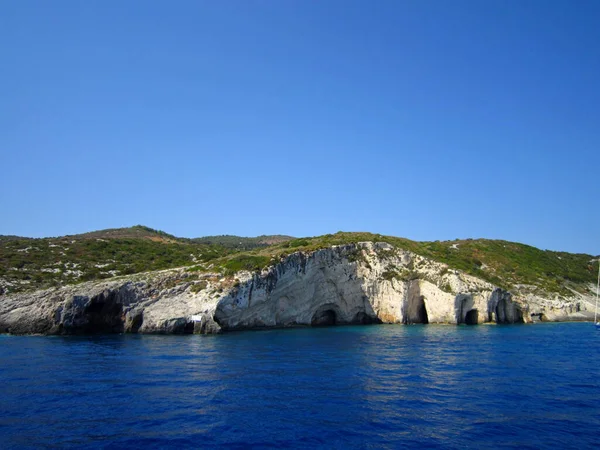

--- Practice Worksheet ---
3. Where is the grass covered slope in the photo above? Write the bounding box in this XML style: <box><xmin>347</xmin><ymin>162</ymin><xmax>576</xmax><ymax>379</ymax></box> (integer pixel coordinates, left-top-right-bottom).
<box><xmin>414</xmin><ymin>239</ymin><xmax>598</xmax><ymax>294</ymax></box>
<box><xmin>1</xmin><ymin>228</ymin><xmax>598</xmax><ymax>298</ymax></box>
<box><xmin>0</xmin><ymin>226</ymin><xmax>231</xmax><ymax>294</ymax></box>
<box><xmin>191</xmin><ymin>234</ymin><xmax>294</xmax><ymax>250</ymax></box>
<box><xmin>199</xmin><ymin>232</ymin><xmax>599</xmax><ymax>296</ymax></box>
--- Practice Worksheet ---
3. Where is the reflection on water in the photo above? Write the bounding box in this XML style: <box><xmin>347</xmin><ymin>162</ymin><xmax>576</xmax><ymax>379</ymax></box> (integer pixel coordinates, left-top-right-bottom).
<box><xmin>1</xmin><ymin>323</ymin><xmax>599</xmax><ymax>449</ymax></box>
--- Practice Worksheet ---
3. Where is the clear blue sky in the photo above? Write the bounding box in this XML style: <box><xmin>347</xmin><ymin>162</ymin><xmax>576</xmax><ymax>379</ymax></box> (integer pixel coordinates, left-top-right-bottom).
<box><xmin>1</xmin><ymin>1</ymin><xmax>599</xmax><ymax>254</ymax></box>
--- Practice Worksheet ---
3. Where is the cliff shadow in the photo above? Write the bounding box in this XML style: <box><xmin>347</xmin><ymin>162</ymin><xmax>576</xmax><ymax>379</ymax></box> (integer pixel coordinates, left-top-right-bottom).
<box><xmin>464</xmin><ymin>309</ymin><xmax>478</xmax><ymax>325</ymax></box>
<box><xmin>455</xmin><ymin>294</ymin><xmax>478</xmax><ymax>325</ymax></box>
<box><xmin>78</xmin><ymin>291</ymin><xmax>125</xmax><ymax>334</ymax></box>
<box><xmin>403</xmin><ymin>280</ymin><xmax>429</xmax><ymax>324</ymax></box>
<box><xmin>488</xmin><ymin>289</ymin><xmax>524</xmax><ymax>324</ymax></box>
<box><xmin>311</xmin><ymin>304</ymin><xmax>339</xmax><ymax>326</ymax></box>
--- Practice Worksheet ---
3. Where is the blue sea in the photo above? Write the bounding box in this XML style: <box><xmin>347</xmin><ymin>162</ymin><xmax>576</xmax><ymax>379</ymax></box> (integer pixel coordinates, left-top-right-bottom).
<box><xmin>1</xmin><ymin>323</ymin><xmax>599</xmax><ymax>449</ymax></box>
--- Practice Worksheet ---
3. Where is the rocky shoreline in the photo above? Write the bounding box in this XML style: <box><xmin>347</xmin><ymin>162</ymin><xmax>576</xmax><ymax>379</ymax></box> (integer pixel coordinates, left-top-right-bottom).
<box><xmin>0</xmin><ymin>243</ymin><xmax>595</xmax><ymax>335</ymax></box>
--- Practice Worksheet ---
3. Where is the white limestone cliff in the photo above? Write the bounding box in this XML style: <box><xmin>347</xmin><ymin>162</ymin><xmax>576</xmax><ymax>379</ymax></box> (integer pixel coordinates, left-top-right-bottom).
<box><xmin>213</xmin><ymin>242</ymin><xmax>526</xmax><ymax>329</ymax></box>
<box><xmin>0</xmin><ymin>242</ymin><xmax>595</xmax><ymax>335</ymax></box>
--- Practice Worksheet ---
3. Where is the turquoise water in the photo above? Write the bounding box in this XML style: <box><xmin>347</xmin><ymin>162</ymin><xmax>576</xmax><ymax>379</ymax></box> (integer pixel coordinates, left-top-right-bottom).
<box><xmin>1</xmin><ymin>323</ymin><xmax>599</xmax><ymax>449</ymax></box>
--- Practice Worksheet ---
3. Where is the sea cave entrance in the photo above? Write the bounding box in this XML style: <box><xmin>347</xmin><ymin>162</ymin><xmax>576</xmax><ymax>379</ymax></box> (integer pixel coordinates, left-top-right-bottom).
<box><xmin>455</xmin><ymin>294</ymin><xmax>478</xmax><ymax>325</ymax></box>
<box><xmin>352</xmin><ymin>312</ymin><xmax>381</xmax><ymax>325</ymax></box>
<box><xmin>405</xmin><ymin>295</ymin><xmax>429</xmax><ymax>324</ymax></box>
<box><xmin>82</xmin><ymin>292</ymin><xmax>124</xmax><ymax>333</ymax></box>
<box><xmin>464</xmin><ymin>309</ymin><xmax>478</xmax><ymax>325</ymax></box>
<box><xmin>415</xmin><ymin>298</ymin><xmax>429</xmax><ymax>324</ymax></box>
<box><xmin>495</xmin><ymin>297</ymin><xmax>523</xmax><ymax>324</ymax></box>
<box><xmin>311</xmin><ymin>309</ymin><xmax>337</xmax><ymax>327</ymax></box>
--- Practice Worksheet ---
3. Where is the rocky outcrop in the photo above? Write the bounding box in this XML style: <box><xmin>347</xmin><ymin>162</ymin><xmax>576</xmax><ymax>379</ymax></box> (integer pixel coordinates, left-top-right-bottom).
<box><xmin>0</xmin><ymin>270</ymin><xmax>225</xmax><ymax>335</ymax></box>
<box><xmin>0</xmin><ymin>242</ymin><xmax>595</xmax><ymax>335</ymax></box>
<box><xmin>212</xmin><ymin>243</ymin><xmax>526</xmax><ymax>330</ymax></box>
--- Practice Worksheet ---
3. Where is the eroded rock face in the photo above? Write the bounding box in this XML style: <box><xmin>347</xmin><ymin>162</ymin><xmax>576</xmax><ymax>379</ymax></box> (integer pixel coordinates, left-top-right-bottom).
<box><xmin>214</xmin><ymin>246</ymin><xmax>384</xmax><ymax>330</ymax></box>
<box><xmin>404</xmin><ymin>280</ymin><xmax>428</xmax><ymax>324</ymax></box>
<box><xmin>0</xmin><ymin>242</ymin><xmax>594</xmax><ymax>335</ymax></box>
<box><xmin>0</xmin><ymin>270</ymin><xmax>225</xmax><ymax>335</ymax></box>
<box><xmin>213</xmin><ymin>243</ymin><xmax>525</xmax><ymax>331</ymax></box>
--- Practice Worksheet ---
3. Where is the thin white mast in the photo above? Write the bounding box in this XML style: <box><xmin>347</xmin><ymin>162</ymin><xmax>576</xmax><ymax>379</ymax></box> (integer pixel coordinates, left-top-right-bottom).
<box><xmin>596</xmin><ymin>260</ymin><xmax>600</xmax><ymax>325</ymax></box>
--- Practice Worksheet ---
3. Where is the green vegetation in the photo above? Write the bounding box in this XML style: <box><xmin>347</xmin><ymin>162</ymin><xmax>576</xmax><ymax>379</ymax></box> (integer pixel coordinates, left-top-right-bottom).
<box><xmin>246</xmin><ymin>232</ymin><xmax>598</xmax><ymax>294</ymax></box>
<box><xmin>415</xmin><ymin>239</ymin><xmax>597</xmax><ymax>294</ymax></box>
<box><xmin>71</xmin><ymin>225</ymin><xmax>181</xmax><ymax>242</ymax></box>
<box><xmin>0</xmin><ymin>226</ymin><xmax>232</xmax><ymax>294</ymax></box>
<box><xmin>1</xmin><ymin>227</ymin><xmax>597</xmax><ymax>297</ymax></box>
<box><xmin>221</xmin><ymin>254</ymin><xmax>272</xmax><ymax>276</ymax></box>
<box><xmin>192</xmin><ymin>234</ymin><xmax>294</xmax><ymax>250</ymax></box>
<box><xmin>346</xmin><ymin>247</ymin><xmax>366</xmax><ymax>264</ymax></box>
<box><xmin>190</xmin><ymin>281</ymin><xmax>208</xmax><ymax>293</ymax></box>
<box><xmin>380</xmin><ymin>266</ymin><xmax>417</xmax><ymax>282</ymax></box>
<box><xmin>381</xmin><ymin>269</ymin><xmax>401</xmax><ymax>282</ymax></box>
<box><xmin>287</xmin><ymin>238</ymin><xmax>311</xmax><ymax>248</ymax></box>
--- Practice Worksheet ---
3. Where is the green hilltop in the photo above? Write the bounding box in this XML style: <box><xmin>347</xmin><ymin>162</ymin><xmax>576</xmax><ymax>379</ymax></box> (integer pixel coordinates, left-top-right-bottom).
<box><xmin>0</xmin><ymin>227</ymin><xmax>598</xmax><ymax>297</ymax></box>
<box><xmin>191</xmin><ymin>234</ymin><xmax>294</xmax><ymax>250</ymax></box>
<box><xmin>0</xmin><ymin>226</ymin><xmax>228</xmax><ymax>294</ymax></box>
<box><xmin>0</xmin><ymin>226</ymin><xmax>294</xmax><ymax>294</ymax></box>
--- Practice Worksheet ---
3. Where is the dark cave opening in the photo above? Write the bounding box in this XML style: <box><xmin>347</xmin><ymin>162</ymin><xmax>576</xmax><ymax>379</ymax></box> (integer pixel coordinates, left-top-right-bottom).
<box><xmin>496</xmin><ymin>298</ymin><xmax>508</xmax><ymax>323</ymax></box>
<box><xmin>405</xmin><ymin>295</ymin><xmax>429</xmax><ymax>324</ymax></box>
<box><xmin>311</xmin><ymin>309</ymin><xmax>337</xmax><ymax>326</ymax></box>
<box><xmin>83</xmin><ymin>293</ymin><xmax>124</xmax><ymax>333</ymax></box>
<box><xmin>416</xmin><ymin>298</ymin><xmax>429</xmax><ymax>324</ymax></box>
<box><xmin>530</xmin><ymin>313</ymin><xmax>544</xmax><ymax>322</ymax></box>
<box><xmin>129</xmin><ymin>311</ymin><xmax>144</xmax><ymax>333</ymax></box>
<box><xmin>183</xmin><ymin>321</ymin><xmax>195</xmax><ymax>334</ymax></box>
<box><xmin>494</xmin><ymin>297</ymin><xmax>524</xmax><ymax>324</ymax></box>
<box><xmin>353</xmin><ymin>312</ymin><xmax>382</xmax><ymax>325</ymax></box>
<box><xmin>464</xmin><ymin>309</ymin><xmax>478</xmax><ymax>325</ymax></box>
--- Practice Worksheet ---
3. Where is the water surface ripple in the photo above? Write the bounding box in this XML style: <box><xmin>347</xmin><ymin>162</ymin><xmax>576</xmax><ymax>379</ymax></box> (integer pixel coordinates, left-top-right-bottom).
<box><xmin>1</xmin><ymin>323</ymin><xmax>599</xmax><ymax>449</ymax></box>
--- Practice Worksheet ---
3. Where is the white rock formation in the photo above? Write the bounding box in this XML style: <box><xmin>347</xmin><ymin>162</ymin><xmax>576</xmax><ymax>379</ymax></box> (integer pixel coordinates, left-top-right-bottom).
<box><xmin>0</xmin><ymin>242</ymin><xmax>595</xmax><ymax>335</ymax></box>
<box><xmin>213</xmin><ymin>242</ymin><xmax>528</xmax><ymax>329</ymax></box>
